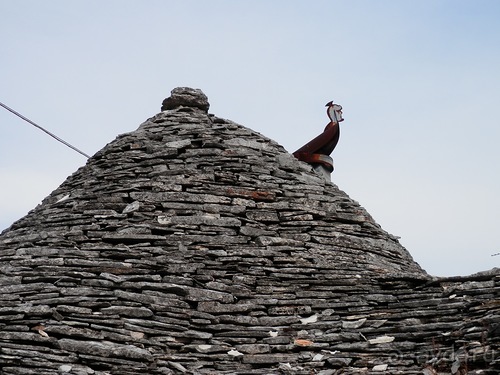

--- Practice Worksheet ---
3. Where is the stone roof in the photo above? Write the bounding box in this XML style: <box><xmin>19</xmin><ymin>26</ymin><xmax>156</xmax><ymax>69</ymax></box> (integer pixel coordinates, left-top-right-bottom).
<box><xmin>0</xmin><ymin>87</ymin><xmax>498</xmax><ymax>374</ymax></box>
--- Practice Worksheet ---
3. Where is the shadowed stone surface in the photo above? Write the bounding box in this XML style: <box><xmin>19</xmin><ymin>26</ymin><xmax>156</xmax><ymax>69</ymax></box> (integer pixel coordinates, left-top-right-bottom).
<box><xmin>0</xmin><ymin>88</ymin><xmax>498</xmax><ymax>374</ymax></box>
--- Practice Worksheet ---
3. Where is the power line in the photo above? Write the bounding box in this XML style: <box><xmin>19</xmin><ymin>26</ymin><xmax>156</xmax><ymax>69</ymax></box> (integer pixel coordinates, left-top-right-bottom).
<box><xmin>0</xmin><ymin>101</ymin><xmax>91</xmax><ymax>159</ymax></box>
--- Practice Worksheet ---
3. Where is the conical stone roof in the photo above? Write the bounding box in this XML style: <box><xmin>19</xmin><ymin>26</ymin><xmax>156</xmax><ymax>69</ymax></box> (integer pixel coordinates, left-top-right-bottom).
<box><xmin>0</xmin><ymin>88</ymin><xmax>498</xmax><ymax>374</ymax></box>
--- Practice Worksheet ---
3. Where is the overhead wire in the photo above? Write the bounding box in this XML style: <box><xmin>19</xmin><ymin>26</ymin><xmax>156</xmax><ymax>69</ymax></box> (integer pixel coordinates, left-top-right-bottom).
<box><xmin>0</xmin><ymin>101</ymin><xmax>91</xmax><ymax>159</ymax></box>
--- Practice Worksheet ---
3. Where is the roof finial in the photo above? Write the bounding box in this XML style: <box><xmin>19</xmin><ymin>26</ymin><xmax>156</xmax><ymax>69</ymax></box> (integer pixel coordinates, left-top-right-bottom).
<box><xmin>161</xmin><ymin>87</ymin><xmax>210</xmax><ymax>112</ymax></box>
<box><xmin>293</xmin><ymin>101</ymin><xmax>344</xmax><ymax>180</ymax></box>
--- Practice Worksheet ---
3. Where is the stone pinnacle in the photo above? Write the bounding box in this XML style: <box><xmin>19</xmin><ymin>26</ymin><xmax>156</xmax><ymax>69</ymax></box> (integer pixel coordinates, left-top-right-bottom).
<box><xmin>161</xmin><ymin>87</ymin><xmax>210</xmax><ymax>112</ymax></box>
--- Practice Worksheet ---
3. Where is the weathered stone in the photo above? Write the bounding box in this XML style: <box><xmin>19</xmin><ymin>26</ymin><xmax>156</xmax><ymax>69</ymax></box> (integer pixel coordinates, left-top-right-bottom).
<box><xmin>122</xmin><ymin>201</ymin><xmax>140</xmax><ymax>214</ymax></box>
<box><xmin>57</xmin><ymin>339</ymin><xmax>153</xmax><ymax>360</ymax></box>
<box><xmin>342</xmin><ymin>318</ymin><xmax>367</xmax><ymax>329</ymax></box>
<box><xmin>234</xmin><ymin>344</ymin><xmax>270</xmax><ymax>354</ymax></box>
<box><xmin>161</xmin><ymin>87</ymin><xmax>209</xmax><ymax>112</ymax></box>
<box><xmin>368</xmin><ymin>335</ymin><xmax>394</xmax><ymax>344</ymax></box>
<box><xmin>100</xmin><ymin>306</ymin><xmax>154</xmax><ymax>317</ymax></box>
<box><xmin>242</xmin><ymin>354</ymin><xmax>296</xmax><ymax>364</ymax></box>
<box><xmin>197</xmin><ymin>301</ymin><xmax>261</xmax><ymax>314</ymax></box>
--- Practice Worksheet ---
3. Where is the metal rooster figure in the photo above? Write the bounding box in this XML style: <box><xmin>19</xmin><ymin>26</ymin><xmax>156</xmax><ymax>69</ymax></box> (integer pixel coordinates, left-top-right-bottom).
<box><xmin>293</xmin><ymin>101</ymin><xmax>344</xmax><ymax>174</ymax></box>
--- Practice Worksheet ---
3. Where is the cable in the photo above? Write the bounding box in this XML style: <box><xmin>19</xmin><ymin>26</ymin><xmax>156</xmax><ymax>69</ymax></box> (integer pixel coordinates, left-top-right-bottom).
<box><xmin>0</xmin><ymin>101</ymin><xmax>91</xmax><ymax>159</ymax></box>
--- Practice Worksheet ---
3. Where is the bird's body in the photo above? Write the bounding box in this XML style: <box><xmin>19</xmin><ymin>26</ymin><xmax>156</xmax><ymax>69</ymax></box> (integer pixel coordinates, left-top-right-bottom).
<box><xmin>293</xmin><ymin>101</ymin><xmax>343</xmax><ymax>159</ymax></box>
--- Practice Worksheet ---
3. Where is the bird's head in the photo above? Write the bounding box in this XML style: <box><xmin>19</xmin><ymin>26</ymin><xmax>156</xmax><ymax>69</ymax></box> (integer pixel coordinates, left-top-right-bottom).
<box><xmin>325</xmin><ymin>101</ymin><xmax>344</xmax><ymax>124</ymax></box>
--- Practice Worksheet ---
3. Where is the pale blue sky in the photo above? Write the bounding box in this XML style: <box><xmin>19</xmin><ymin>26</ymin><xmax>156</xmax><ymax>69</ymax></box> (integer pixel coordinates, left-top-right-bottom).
<box><xmin>1</xmin><ymin>0</ymin><xmax>499</xmax><ymax>276</ymax></box>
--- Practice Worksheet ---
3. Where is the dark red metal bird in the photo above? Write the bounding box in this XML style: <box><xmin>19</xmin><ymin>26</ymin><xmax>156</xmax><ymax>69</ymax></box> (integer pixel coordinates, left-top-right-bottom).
<box><xmin>293</xmin><ymin>101</ymin><xmax>344</xmax><ymax>170</ymax></box>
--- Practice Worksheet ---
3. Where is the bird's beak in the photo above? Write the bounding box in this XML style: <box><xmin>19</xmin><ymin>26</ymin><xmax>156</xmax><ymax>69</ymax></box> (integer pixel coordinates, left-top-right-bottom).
<box><xmin>325</xmin><ymin>101</ymin><xmax>333</xmax><ymax>107</ymax></box>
